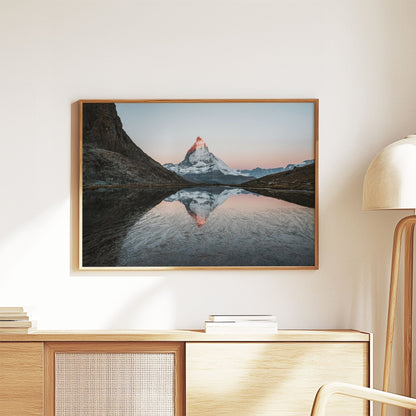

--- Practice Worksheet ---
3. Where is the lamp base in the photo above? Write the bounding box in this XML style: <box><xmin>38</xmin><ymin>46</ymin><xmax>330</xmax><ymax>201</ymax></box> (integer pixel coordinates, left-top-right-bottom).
<box><xmin>382</xmin><ymin>215</ymin><xmax>416</xmax><ymax>416</ymax></box>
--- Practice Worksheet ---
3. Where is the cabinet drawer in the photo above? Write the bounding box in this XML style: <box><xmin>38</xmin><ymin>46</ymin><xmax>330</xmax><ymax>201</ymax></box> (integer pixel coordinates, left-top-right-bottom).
<box><xmin>186</xmin><ymin>342</ymin><xmax>369</xmax><ymax>416</ymax></box>
<box><xmin>0</xmin><ymin>342</ymin><xmax>43</xmax><ymax>416</ymax></box>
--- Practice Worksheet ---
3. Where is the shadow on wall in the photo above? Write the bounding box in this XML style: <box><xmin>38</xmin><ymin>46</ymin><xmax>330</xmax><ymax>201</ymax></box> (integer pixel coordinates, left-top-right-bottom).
<box><xmin>107</xmin><ymin>283</ymin><xmax>348</xmax><ymax>416</ymax></box>
<box><xmin>103</xmin><ymin>281</ymin><xmax>294</xmax><ymax>416</ymax></box>
<box><xmin>317</xmin><ymin>135</ymin><xmax>411</xmax><ymax>407</ymax></box>
<box><xmin>326</xmin><ymin>149</ymin><xmax>411</xmax><ymax>414</ymax></box>
<box><xmin>104</xmin><ymin>281</ymin><xmax>367</xmax><ymax>416</ymax></box>
<box><xmin>0</xmin><ymin>107</ymin><xmax>72</xmax><ymax>253</ymax></box>
<box><xmin>103</xmin><ymin>274</ymin><xmax>267</xmax><ymax>330</ymax></box>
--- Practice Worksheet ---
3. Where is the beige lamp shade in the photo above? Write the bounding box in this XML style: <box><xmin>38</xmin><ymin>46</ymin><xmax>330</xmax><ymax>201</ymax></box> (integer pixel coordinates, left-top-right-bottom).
<box><xmin>363</xmin><ymin>135</ymin><xmax>416</xmax><ymax>210</ymax></box>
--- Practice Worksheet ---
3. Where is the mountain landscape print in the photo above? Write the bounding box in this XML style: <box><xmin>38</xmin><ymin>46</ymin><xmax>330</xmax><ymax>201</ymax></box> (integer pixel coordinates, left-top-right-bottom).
<box><xmin>80</xmin><ymin>100</ymin><xmax>318</xmax><ymax>269</ymax></box>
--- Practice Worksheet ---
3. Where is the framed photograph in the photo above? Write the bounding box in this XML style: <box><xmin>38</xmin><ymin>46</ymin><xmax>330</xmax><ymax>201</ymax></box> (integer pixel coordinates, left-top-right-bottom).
<box><xmin>79</xmin><ymin>99</ymin><xmax>318</xmax><ymax>270</ymax></box>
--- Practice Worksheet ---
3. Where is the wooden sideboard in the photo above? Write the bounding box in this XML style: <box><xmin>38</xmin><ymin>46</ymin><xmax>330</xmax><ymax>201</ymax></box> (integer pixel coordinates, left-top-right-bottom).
<box><xmin>0</xmin><ymin>330</ymin><xmax>371</xmax><ymax>416</ymax></box>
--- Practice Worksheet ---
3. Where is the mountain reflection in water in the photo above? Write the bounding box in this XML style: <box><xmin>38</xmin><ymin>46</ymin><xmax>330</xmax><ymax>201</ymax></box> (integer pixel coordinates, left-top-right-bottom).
<box><xmin>165</xmin><ymin>187</ymin><xmax>250</xmax><ymax>226</ymax></box>
<box><xmin>115</xmin><ymin>186</ymin><xmax>314</xmax><ymax>267</ymax></box>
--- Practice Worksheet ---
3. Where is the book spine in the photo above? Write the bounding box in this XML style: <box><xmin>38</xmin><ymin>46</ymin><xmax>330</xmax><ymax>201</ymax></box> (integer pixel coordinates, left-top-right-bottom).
<box><xmin>0</xmin><ymin>315</ymin><xmax>29</xmax><ymax>320</ymax></box>
<box><xmin>205</xmin><ymin>327</ymin><xmax>278</xmax><ymax>334</ymax></box>
<box><xmin>0</xmin><ymin>321</ymin><xmax>32</xmax><ymax>328</ymax></box>
<box><xmin>0</xmin><ymin>328</ymin><xmax>29</xmax><ymax>334</ymax></box>
<box><xmin>0</xmin><ymin>307</ymin><xmax>24</xmax><ymax>312</ymax></box>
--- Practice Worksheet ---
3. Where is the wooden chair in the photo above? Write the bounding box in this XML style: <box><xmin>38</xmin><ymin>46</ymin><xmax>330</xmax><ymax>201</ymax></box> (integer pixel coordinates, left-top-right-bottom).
<box><xmin>311</xmin><ymin>382</ymin><xmax>416</xmax><ymax>416</ymax></box>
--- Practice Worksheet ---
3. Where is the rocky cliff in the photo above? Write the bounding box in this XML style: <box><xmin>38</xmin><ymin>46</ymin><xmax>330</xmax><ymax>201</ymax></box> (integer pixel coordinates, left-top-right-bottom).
<box><xmin>242</xmin><ymin>162</ymin><xmax>316</xmax><ymax>207</ymax></box>
<box><xmin>242</xmin><ymin>162</ymin><xmax>315</xmax><ymax>191</ymax></box>
<box><xmin>82</xmin><ymin>103</ymin><xmax>190</xmax><ymax>188</ymax></box>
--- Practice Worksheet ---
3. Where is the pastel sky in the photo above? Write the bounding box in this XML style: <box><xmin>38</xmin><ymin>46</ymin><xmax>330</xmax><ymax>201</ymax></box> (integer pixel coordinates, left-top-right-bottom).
<box><xmin>116</xmin><ymin>102</ymin><xmax>315</xmax><ymax>170</ymax></box>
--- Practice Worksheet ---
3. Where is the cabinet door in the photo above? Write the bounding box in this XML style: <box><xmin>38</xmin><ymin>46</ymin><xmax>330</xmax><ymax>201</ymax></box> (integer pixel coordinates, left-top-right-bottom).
<box><xmin>45</xmin><ymin>342</ymin><xmax>185</xmax><ymax>416</ymax></box>
<box><xmin>186</xmin><ymin>342</ymin><xmax>369</xmax><ymax>416</ymax></box>
<box><xmin>0</xmin><ymin>342</ymin><xmax>44</xmax><ymax>416</ymax></box>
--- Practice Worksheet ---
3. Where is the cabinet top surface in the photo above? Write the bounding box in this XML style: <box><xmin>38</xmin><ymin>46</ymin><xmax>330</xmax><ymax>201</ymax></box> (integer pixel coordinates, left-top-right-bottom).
<box><xmin>0</xmin><ymin>329</ymin><xmax>370</xmax><ymax>342</ymax></box>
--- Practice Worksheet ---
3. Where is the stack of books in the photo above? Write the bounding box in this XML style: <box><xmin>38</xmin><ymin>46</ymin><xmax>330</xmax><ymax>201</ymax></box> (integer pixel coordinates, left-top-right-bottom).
<box><xmin>205</xmin><ymin>315</ymin><xmax>278</xmax><ymax>334</ymax></box>
<box><xmin>0</xmin><ymin>307</ymin><xmax>32</xmax><ymax>334</ymax></box>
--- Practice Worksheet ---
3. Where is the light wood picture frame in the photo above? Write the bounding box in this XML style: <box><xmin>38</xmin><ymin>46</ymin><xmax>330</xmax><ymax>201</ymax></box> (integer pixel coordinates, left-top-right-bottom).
<box><xmin>79</xmin><ymin>99</ymin><xmax>319</xmax><ymax>270</ymax></box>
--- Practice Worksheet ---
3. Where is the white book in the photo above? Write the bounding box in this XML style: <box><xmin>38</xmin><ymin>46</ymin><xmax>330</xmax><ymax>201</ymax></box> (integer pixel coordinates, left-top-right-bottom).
<box><xmin>208</xmin><ymin>314</ymin><xmax>277</xmax><ymax>322</ymax></box>
<box><xmin>205</xmin><ymin>325</ymin><xmax>278</xmax><ymax>334</ymax></box>
<box><xmin>205</xmin><ymin>321</ymin><xmax>278</xmax><ymax>335</ymax></box>
<box><xmin>205</xmin><ymin>321</ymin><xmax>278</xmax><ymax>328</ymax></box>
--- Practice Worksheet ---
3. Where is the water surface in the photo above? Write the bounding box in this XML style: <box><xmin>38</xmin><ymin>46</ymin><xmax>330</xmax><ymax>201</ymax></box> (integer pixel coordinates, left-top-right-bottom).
<box><xmin>115</xmin><ymin>187</ymin><xmax>314</xmax><ymax>267</ymax></box>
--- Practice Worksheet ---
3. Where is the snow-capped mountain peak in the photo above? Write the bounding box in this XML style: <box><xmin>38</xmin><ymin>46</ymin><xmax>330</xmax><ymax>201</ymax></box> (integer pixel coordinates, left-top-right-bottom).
<box><xmin>163</xmin><ymin>136</ymin><xmax>253</xmax><ymax>185</ymax></box>
<box><xmin>186</xmin><ymin>136</ymin><xmax>208</xmax><ymax>155</ymax></box>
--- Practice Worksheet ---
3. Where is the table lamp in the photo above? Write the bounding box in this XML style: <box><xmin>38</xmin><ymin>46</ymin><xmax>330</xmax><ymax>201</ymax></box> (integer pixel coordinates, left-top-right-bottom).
<box><xmin>363</xmin><ymin>134</ymin><xmax>416</xmax><ymax>416</ymax></box>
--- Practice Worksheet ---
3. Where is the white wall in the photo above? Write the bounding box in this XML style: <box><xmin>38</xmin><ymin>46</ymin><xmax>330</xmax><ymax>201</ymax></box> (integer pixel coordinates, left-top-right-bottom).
<box><xmin>1</xmin><ymin>0</ymin><xmax>416</xmax><ymax>395</ymax></box>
